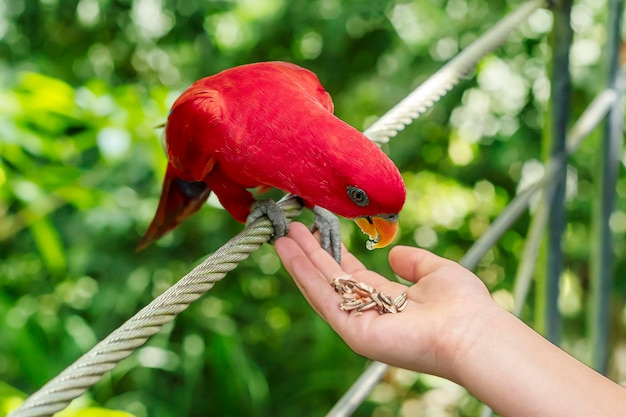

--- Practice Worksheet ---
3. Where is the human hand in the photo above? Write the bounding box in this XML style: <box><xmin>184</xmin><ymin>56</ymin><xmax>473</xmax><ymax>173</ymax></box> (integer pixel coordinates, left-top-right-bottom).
<box><xmin>275</xmin><ymin>222</ymin><xmax>498</xmax><ymax>381</ymax></box>
<box><xmin>277</xmin><ymin>223</ymin><xmax>626</xmax><ymax>416</ymax></box>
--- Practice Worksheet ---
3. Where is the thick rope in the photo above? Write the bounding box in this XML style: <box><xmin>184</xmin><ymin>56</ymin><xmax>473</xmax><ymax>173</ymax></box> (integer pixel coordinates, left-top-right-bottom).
<box><xmin>9</xmin><ymin>197</ymin><xmax>303</xmax><ymax>417</ymax></box>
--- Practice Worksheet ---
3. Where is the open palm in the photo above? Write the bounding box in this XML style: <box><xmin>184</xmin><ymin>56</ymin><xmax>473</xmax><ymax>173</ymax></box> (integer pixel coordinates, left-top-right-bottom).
<box><xmin>275</xmin><ymin>222</ymin><xmax>495</xmax><ymax>380</ymax></box>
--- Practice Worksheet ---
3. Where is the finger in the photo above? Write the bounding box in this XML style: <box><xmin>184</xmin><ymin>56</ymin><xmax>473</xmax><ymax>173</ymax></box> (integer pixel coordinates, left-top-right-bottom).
<box><xmin>389</xmin><ymin>246</ymin><xmax>455</xmax><ymax>284</ymax></box>
<box><xmin>280</xmin><ymin>224</ymin><xmax>408</xmax><ymax>322</ymax></box>
<box><xmin>292</xmin><ymin>223</ymin><xmax>406</xmax><ymax>295</ymax></box>
<box><xmin>275</xmin><ymin>234</ymin><xmax>352</xmax><ymax>325</ymax></box>
<box><xmin>277</xmin><ymin>234</ymin><xmax>413</xmax><ymax>353</ymax></box>
<box><xmin>287</xmin><ymin>222</ymin><xmax>347</xmax><ymax>282</ymax></box>
<box><xmin>274</xmin><ymin>235</ymin><xmax>336</xmax><ymax>317</ymax></box>
<box><xmin>308</xmin><ymin>224</ymin><xmax>367</xmax><ymax>274</ymax></box>
<box><xmin>293</xmin><ymin>221</ymin><xmax>367</xmax><ymax>275</ymax></box>
<box><xmin>339</xmin><ymin>244</ymin><xmax>367</xmax><ymax>274</ymax></box>
<box><xmin>274</xmin><ymin>232</ymin><xmax>309</xmax><ymax>279</ymax></box>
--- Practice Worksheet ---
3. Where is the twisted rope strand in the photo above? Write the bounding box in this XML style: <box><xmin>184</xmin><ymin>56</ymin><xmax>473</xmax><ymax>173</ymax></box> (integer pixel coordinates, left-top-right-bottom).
<box><xmin>9</xmin><ymin>198</ymin><xmax>302</xmax><ymax>417</ymax></box>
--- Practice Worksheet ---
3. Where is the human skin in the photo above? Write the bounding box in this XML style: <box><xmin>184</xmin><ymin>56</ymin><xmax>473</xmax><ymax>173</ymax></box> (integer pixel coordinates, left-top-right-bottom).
<box><xmin>275</xmin><ymin>222</ymin><xmax>626</xmax><ymax>417</ymax></box>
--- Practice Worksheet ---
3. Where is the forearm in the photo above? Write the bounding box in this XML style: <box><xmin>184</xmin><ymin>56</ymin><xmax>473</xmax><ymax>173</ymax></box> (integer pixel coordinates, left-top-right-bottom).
<box><xmin>453</xmin><ymin>306</ymin><xmax>626</xmax><ymax>417</ymax></box>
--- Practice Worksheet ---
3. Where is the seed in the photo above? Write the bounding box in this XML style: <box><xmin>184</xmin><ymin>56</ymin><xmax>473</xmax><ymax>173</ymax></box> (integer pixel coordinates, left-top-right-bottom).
<box><xmin>355</xmin><ymin>282</ymin><xmax>374</xmax><ymax>293</ymax></box>
<box><xmin>378</xmin><ymin>292</ymin><xmax>394</xmax><ymax>306</ymax></box>
<box><xmin>331</xmin><ymin>276</ymin><xmax>408</xmax><ymax>315</ymax></box>
<box><xmin>393</xmin><ymin>292</ymin><xmax>407</xmax><ymax>305</ymax></box>
<box><xmin>356</xmin><ymin>300</ymin><xmax>378</xmax><ymax>312</ymax></box>
<box><xmin>339</xmin><ymin>299</ymin><xmax>362</xmax><ymax>311</ymax></box>
<box><xmin>353</xmin><ymin>286</ymin><xmax>371</xmax><ymax>298</ymax></box>
<box><xmin>369</xmin><ymin>292</ymin><xmax>382</xmax><ymax>306</ymax></box>
<box><xmin>394</xmin><ymin>292</ymin><xmax>408</xmax><ymax>311</ymax></box>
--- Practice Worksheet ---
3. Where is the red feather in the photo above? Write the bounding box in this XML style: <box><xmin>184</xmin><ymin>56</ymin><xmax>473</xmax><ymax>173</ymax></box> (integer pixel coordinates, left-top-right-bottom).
<box><xmin>139</xmin><ymin>62</ymin><xmax>405</xmax><ymax>249</ymax></box>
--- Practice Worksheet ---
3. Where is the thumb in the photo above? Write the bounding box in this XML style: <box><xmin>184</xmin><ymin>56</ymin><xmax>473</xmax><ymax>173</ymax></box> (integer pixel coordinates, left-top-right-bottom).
<box><xmin>389</xmin><ymin>246</ymin><xmax>453</xmax><ymax>284</ymax></box>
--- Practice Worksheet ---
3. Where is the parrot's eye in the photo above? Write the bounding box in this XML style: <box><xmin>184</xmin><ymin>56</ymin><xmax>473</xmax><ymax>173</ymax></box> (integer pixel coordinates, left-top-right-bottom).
<box><xmin>347</xmin><ymin>186</ymin><xmax>369</xmax><ymax>207</ymax></box>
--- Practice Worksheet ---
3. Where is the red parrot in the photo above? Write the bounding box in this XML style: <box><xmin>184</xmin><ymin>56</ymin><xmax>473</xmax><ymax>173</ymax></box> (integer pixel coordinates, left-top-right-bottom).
<box><xmin>138</xmin><ymin>62</ymin><xmax>406</xmax><ymax>261</ymax></box>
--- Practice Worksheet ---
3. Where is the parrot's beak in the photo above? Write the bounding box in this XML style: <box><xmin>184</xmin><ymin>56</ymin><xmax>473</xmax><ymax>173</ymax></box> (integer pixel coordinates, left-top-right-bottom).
<box><xmin>354</xmin><ymin>215</ymin><xmax>399</xmax><ymax>250</ymax></box>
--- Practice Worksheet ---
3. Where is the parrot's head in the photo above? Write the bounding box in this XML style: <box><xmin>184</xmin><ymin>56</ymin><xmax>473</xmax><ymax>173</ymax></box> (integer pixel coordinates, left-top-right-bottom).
<box><xmin>341</xmin><ymin>168</ymin><xmax>406</xmax><ymax>250</ymax></box>
<box><xmin>295</xmin><ymin>121</ymin><xmax>406</xmax><ymax>250</ymax></box>
<box><xmin>351</xmin><ymin>195</ymin><xmax>402</xmax><ymax>250</ymax></box>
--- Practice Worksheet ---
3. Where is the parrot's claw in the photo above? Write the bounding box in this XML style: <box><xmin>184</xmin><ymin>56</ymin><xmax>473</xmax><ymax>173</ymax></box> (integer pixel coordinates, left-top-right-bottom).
<box><xmin>246</xmin><ymin>200</ymin><xmax>289</xmax><ymax>243</ymax></box>
<box><xmin>310</xmin><ymin>206</ymin><xmax>342</xmax><ymax>264</ymax></box>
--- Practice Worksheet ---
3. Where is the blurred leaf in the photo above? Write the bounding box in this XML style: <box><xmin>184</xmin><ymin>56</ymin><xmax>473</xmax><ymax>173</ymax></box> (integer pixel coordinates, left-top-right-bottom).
<box><xmin>0</xmin><ymin>380</ymin><xmax>25</xmax><ymax>417</ymax></box>
<box><xmin>56</xmin><ymin>407</ymin><xmax>136</xmax><ymax>417</ymax></box>
<box><xmin>28</xmin><ymin>216</ymin><xmax>67</xmax><ymax>277</ymax></box>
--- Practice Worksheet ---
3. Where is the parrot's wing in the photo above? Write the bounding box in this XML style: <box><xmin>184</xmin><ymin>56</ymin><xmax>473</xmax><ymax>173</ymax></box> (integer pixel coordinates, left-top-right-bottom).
<box><xmin>272</xmin><ymin>62</ymin><xmax>334</xmax><ymax>113</ymax></box>
<box><xmin>137</xmin><ymin>163</ymin><xmax>212</xmax><ymax>251</ymax></box>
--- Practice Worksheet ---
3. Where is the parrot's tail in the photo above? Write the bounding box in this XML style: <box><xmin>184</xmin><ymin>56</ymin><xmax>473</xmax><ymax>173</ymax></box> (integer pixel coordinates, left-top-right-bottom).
<box><xmin>137</xmin><ymin>165</ymin><xmax>211</xmax><ymax>251</ymax></box>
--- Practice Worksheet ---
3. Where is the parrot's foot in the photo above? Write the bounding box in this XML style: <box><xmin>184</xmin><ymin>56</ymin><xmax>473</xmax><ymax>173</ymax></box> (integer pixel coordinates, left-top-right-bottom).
<box><xmin>310</xmin><ymin>206</ymin><xmax>342</xmax><ymax>264</ymax></box>
<box><xmin>246</xmin><ymin>199</ymin><xmax>289</xmax><ymax>242</ymax></box>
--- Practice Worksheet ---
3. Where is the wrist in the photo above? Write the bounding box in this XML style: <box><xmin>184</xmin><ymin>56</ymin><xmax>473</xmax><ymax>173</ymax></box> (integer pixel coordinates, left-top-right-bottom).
<box><xmin>438</xmin><ymin>300</ymin><xmax>508</xmax><ymax>384</ymax></box>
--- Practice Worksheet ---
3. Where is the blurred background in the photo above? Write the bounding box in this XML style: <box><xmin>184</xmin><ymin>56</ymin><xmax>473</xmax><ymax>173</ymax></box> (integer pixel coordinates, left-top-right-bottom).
<box><xmin>1</xmin><ymin>0</ymin><xmax>625</xmax><ymax>416</ymax></box>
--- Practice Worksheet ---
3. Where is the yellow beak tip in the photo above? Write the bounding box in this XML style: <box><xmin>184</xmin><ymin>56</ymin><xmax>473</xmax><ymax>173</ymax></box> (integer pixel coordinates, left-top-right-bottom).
<box><xmin>354</xmin><ymin>216</ymin><xmax>399</xmax><ymax>250</ymax></box>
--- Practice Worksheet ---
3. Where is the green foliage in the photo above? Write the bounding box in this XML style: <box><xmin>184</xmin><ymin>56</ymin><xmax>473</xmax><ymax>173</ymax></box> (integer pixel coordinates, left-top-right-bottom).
<box><xmin>0</xmin><ymin>381</ymin><xmax>25</xmax><ymax>416</ymax></box>
<box><xmin>0</xmin><ymin>381</ymin><xmax>134</xmax><ymax>417</ymax></box>
<box><xmin>1</xmin><ymin>0</ymin><xmax>625</xmax><ymax>416</ymax></box>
